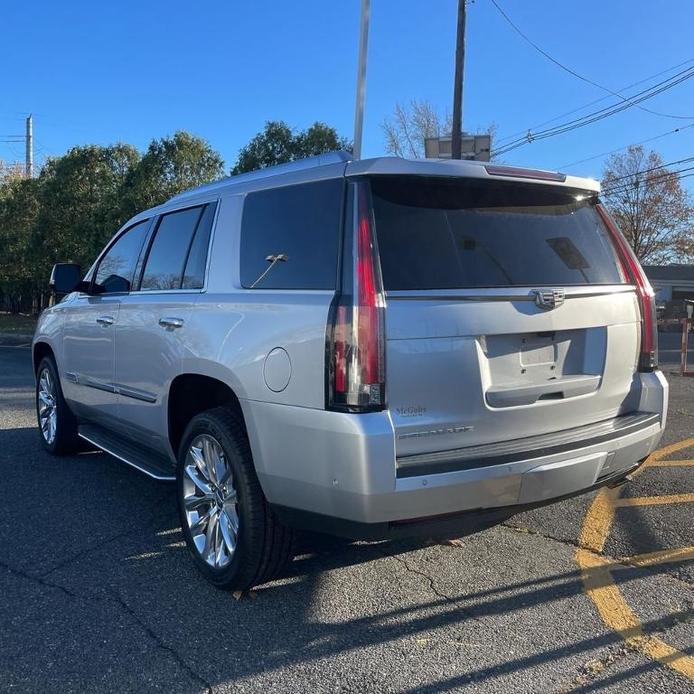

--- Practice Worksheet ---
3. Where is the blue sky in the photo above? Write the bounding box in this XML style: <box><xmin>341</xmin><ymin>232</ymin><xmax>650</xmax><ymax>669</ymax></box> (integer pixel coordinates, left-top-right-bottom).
<box><xmin>2</xmin><ymin>0</ymin><xmax>694</xmax><ymax>188</ymax></box>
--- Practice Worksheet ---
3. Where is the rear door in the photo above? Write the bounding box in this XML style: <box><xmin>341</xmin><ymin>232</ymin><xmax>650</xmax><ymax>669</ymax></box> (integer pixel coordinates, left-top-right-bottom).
<box><xmin>370</xmin><ymin>175</ymin><xmax>641</xmax><ymax>458</ymax></box>
<box><xmin>114</xmin><ymin>202</ymin><xmax>217</xmax><ymax>454</ymax></box>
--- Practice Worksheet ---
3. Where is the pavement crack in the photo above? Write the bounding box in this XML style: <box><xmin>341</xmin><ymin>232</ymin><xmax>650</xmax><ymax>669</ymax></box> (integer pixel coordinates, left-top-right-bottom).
<box><xmin>385</xmin><ymin>551</ymin><xmax>488</xmax><ymax>628</ymax></box>
<box><xmin>502</xmin><ymin>521</ymin><xmax>584</xmax><ymax>552</ymax></box>
<box><xmin>0</xmin><ymin>558</ymin><xmax>210</xmax><ymax>692</ymax></box>
<box><xmin>40</xmin><ymin>491</ymin><xmax>177</xmax><ymax>579</ymax></box>
<box><xmin>107</xmin><ymin>588</ymin><xmax>213</xmax><ymax>693</ymax></box>
<box><xmin>389</xmin><ymin>553</ymin><xmax>453</xmax><ymax>601</ymax></box>
<box><xmin>501</xmin><ymin>521</ymin><xmax>694</xmax><ymax>591</ymax></box>
<box><xmin>0</xmin><ymin>558</ymin><xmax>84</xmax><ymax>601</ymax></box>
<box><xmin>40</xmin><ymin>526</ymin><xmax>144</xmax><ymax>579</ymax></box>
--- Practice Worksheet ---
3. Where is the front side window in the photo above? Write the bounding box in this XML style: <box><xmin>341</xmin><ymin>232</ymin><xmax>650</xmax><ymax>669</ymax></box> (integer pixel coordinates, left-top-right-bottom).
<box><xmin>141</xmin><ymin>206</ymin><xmax>205</xmax><ymax>290</ymax></box>
<box><xmin>94</xmin><ymin>220</ymin><xmax>150</xmax><ymax>293</ymax></box>
<box><xmin>240</xmin><ymin>179</ymin><xmax>344</xmax><ymax>289</ymax></box>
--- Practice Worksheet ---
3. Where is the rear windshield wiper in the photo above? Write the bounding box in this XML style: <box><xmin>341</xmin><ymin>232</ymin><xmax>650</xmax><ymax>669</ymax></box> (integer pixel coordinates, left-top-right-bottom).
<box><xmin>250</xmin><ymin>253</ymin><xmax>288</xmax><ymax>288</ymax></box>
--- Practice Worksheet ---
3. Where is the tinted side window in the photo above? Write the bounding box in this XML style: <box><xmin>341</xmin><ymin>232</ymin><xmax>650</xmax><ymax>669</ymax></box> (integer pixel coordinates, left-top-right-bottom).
<box><xmin>182</xmin><ymin>203</ymin><xmax>216</xmax><ymax>289</ymax></box>
<box><xmin>141</xmin><ymin>207</ymin><xmax>203</xmax><ymax>290</ymax></box>
<box><xmin>94</xmin><ymin>220</ymin><xmax>150</xmax><ymax>293</ymax></box>
<box><xmin>240</xmin><ymin>179</ymin><xmax>343</xmax><ymax>289</ymax></box>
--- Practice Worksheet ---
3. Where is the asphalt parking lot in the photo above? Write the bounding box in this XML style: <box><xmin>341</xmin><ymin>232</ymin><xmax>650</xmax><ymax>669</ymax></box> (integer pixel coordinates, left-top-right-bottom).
<box><xmin>0</xmin><ymin>340</ymin><xmax>691</xmax><ymax>693</ymax></box>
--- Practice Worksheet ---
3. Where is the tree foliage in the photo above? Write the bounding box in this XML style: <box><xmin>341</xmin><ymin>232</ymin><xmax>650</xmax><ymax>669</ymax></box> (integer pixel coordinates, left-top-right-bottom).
<box><xmin>0</xmin><ymin>177</ymin><xmax>42</xmax><ymax>311</ymax></box>
<box><xmin>601</xmin><ymin>145</ymin><xmax>693</xmax><ymax>264</ymax></box>
<box><xmin>1</xmin><ymin>121</ymin><xmax>351</xmax><ymax>313</ymax></box>
<box><xmin>122</xmin><ymin>131</ymin><xmax>224</xmax><ymax>215</ymax></box>
<box><xmin>0</xmin><ymin>132</ymin><xmax>224</xmax><ymax>313</ymax></box>
<box><xmin>232</xmin><ymin>121</ymin><xmax>351</xmax><ymax>174</ymax></box>
<box><xmin>37</xmin><ymin>144</ymin><xmax>140</xmax><ymax>273</ymax></box>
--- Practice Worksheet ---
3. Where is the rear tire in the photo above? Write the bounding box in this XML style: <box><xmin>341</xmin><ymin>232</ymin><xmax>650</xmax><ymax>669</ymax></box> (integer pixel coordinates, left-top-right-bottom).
<box><xmin>35</xmin><ymin>355</ymin><xmax>79</xmax><ymax>455</ymax></box>
<box><xmin>176</xmin><ymin>407</ymin><xmax>295</xmax><ymax>590</ymax></box>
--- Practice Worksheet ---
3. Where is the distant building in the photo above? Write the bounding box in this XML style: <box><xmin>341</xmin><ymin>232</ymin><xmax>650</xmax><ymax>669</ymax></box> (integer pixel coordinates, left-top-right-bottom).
<box><xmin>643</xmin><ymin>265</ymin><xmax>694</xmax><ymax>302</ymax></box>
<box><xmin>643</xmin><ymin>265</ymin><xmax>694</xmax><ymax>319</ymax></box>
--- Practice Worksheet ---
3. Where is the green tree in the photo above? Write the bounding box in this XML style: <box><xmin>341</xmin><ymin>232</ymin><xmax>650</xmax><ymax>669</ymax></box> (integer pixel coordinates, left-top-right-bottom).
<box><xmin>122</xmin><ymin>131</ymin><xmax>224</xmax><ymax>215</ymax></box>
<box><xmin>232</xmin><ymin>121</ymin><xmax>351</xmax><ymax>174</ymax></box>
<box><xmin>36</xmin><ymin>143</ymin><xmax>140</xmax><ymax>275</ymax></box>
<box><xmin>0</xmin><ymin>176</ymin><xmax>43</xmax><ymax>312</ymax></box>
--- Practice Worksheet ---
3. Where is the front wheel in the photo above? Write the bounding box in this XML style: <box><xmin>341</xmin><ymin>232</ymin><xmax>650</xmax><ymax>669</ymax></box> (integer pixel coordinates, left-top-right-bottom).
<box><xmin>176</xmin><ymin>407</ymin><xmax>295</xmax><ymax>590</ymax></box>
<box><xmin>35</xmin><ymin>355</ymin><xmax>79</xmax><ymax>455</ymax></box>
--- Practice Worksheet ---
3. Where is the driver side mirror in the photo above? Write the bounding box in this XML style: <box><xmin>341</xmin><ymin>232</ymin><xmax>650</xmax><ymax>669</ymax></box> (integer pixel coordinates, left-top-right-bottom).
<box><xmin>49</xmin><ymin>263</ymin><xmax>89</xmax><ymax>295</ymax></box>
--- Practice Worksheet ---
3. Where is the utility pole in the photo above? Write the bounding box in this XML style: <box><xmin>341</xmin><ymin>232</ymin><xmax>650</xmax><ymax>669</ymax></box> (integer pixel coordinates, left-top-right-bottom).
<box><xmin>25</xmin><ymin>114</ymin><xmax>33</xmax><ymax>178</ymax></box>
<box><xmin>451</xmin><ymin>0</ymin><xmax>467</xmax><ymax>160</ymax></box>
<box><xmin>353</xmin><ymin>0</ymin><xmax>370</xmax><ymax>160</ymax></box>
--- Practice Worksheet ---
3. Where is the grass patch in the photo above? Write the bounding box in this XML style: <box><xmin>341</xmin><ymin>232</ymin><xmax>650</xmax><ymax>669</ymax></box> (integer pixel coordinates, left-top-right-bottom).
<box><xmin>0</xmin><ymin>312</ymin><xmax>38</xmax><ymax>334</ymax></box>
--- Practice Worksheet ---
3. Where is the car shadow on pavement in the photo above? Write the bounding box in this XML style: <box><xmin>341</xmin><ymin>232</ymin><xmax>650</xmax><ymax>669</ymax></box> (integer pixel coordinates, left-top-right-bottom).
<box><xmin>2</xmin><ymin>424</ymin><xmax>692</xmax><ymax>692</ymax></box>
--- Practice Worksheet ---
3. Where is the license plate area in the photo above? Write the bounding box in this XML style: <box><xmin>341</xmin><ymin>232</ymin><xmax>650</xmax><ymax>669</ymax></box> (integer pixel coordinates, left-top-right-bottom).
<box><xmin>481</xmin><ymin>327</ymin><xmax>606</xmax><ymax>389</ymax></box>
<box><xmin>520</xmin><ymin>333</ymin><xmax>557</xmax><ymax>368</ymax></box>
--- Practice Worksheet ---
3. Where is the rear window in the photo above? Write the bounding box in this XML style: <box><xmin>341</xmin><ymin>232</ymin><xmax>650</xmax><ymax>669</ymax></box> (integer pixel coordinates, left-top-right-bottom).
<box><xmin>370</xmin><ymin>176</ymin><xmax>624</xmax><ymax>290</ymax></box>
<box><xmin>240</xmin><ymin>179</ymin><xmax>344</xmax><ymax>290</ymax></box>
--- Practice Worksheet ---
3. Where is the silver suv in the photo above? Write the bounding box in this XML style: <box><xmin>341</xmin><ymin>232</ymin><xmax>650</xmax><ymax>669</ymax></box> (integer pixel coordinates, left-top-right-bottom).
<box><xmin>33</xmin><ymin>152</ymin><xmax>668</xmax><ymax>590</ymax></box>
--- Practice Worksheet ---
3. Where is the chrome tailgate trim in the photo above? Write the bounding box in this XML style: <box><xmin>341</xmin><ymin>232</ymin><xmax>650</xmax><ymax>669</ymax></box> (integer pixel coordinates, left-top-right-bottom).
<box><xmin>396</xmin><ymin>412</ymin><xmax>660</xmax><ymax>478</ymax></box>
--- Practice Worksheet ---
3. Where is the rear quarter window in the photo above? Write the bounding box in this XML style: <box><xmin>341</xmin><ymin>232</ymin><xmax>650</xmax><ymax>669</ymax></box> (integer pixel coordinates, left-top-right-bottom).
<box><xmin>240</xmin><ymin>178</ymin><xmax>344</xmax><ymax>290</ymax></box>
<box><xmin>370</xmin><ymin>176</ymin><xmax>624</xmax><ymax>290</ymax></box>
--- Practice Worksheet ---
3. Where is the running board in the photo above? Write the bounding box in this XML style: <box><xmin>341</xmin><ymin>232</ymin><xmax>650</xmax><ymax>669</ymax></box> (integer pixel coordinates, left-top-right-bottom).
<box><xmin>78</xmin><ymin>424</ymin><xmax>176</xmax><ymax>481</ymax></box>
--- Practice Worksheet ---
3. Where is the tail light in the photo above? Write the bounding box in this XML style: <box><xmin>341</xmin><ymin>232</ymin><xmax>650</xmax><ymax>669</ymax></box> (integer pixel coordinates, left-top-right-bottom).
<box><xmin>597</xmin><ymin>204</ymin><xmax>658</xmax><ymax>372</ymax></box>
<box><xmin>327</xmin><ymin>182</ymin><xmax>386</xmax><ymax>411</ymax></box>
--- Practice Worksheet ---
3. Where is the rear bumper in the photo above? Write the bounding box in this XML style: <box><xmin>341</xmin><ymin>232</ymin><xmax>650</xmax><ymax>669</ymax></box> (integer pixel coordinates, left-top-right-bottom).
<box><xmin>242</xmin><ymin>370</ymin><xmax>667</xmax><ymax>532</ymax></box>
<box><xmin>272</xmin><ymin>461</ymin><xmax>645</xmax><ymax>540</ymax></box>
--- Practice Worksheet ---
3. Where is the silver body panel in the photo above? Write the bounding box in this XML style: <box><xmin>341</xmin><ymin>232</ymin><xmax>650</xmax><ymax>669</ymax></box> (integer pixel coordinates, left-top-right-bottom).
<box><xmin>33</xmin><ymin>154</ymin><xmax>667</xmax><ymax>528</ymax></box>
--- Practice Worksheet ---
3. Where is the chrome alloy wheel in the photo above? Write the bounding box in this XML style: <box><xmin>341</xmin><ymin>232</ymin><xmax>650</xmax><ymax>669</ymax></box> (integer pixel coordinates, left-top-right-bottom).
<box><xmin>182</xmin><ymin>434</ymin><xmax>240</xmax><ymax>569</ymax></box>
<box><xmin>37</xmin><ymin>367</ymin><xmax>58</xmax><ymax>445</ymax></box>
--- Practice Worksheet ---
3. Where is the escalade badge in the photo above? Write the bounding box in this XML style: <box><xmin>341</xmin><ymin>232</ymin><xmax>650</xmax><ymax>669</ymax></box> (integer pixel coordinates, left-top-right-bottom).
<box><xmin>533</xmin><ymin>288</ymin><xmax>565</xmax><ymax>310</ymax></box>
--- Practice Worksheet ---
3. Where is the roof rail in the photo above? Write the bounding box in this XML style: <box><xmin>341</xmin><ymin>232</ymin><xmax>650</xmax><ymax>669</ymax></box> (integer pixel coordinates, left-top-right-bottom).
<box><xmin>169</xmin><ymin>150</ymin><xmax>353</xmax><ymax>202</ymax></box>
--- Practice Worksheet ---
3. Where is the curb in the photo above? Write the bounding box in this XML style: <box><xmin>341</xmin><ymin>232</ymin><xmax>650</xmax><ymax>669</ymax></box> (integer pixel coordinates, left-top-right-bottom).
<box><xmin>0</xmin><ymin>332</ymin><xmax>33</xmax><ymax>347</ymax></box>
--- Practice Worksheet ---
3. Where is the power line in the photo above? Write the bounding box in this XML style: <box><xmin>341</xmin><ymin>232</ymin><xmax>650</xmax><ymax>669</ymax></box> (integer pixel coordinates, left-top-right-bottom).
<box><xmin>497</xmin><ymin>59</ymin><xmax>694</xmax><ymax>147</ymax></box>
<box><xmin>602</xmin><ymin>164</ymin><xmax>694</xmax><ymax>196</ymax></box>
<box><xmin>489</xmin><ymin>0</ymin><xmax>694</xmax><ymax>122</ymax></box>
<box><xmin>557</xmin><ymin>123</ymin><xmax>694</xmax><ymax>169</ymax></box>
<box><xmin>492</xmin><ymin>66</ymin><xmax>694</xmax><ymax>156</ymax></box>
<box><xmin>603</xmin><ymin>155</ymin><xmax>694</xmax><ymax>185</ymax></box>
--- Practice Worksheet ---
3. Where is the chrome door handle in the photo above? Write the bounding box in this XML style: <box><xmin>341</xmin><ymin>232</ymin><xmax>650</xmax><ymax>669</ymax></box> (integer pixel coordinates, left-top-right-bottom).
<box><xmin>159</xmin><ymin>317</ymin><xmax>184</xmax><ymax>329</ymax></box>
<box><xmin>96</xmin><ymin>315</ymin><xmax>114</xmax><ymax>326</ymax></box>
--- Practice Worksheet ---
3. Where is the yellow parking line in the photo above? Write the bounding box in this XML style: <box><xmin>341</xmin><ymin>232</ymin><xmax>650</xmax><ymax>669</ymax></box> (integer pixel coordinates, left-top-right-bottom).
<box><xmin>613</xmin><ymin>493</ymin><xmax>694</xmax><ymax>508</ymax></box>
<box><xmin>617</xmin><ymin>546</ymin><xmax>694</xmax><ymax>568</ymax></box>
<box><xmin>576</xmin><ymin>437</ymin><xmax>694</xmax><ymax>681</ymax></box>
<box><xmin>579</xmin><ymin>486</ymin><xmax>619</xmax><ymax>553</ymax></box>
<box><xmin>645</xmin><ymin>438</ymin><xmax>694</xmax><ymax>463</ymax></box>
<box><xmin>647</xmin><ymin>459</ymin><xmax>694</xmax><ymax>467</ymax></box>
<box><xmin>576</xmin><ymin>549</ymin><xmax>694</xmax><ymax>679</ymax></box>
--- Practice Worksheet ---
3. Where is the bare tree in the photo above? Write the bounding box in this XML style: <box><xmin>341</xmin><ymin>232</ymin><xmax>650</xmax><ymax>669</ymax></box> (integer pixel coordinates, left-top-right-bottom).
<box><xmin>381</xmin><ymin>100</ymin><xmax>452</xmax><ymax>158</ymax></box>
<box><xmin>0</xmin><ymin>160</ymin><xmax>25</xmax><ymax>183</ymax></box>
<box><xmin>601</xmin><ymin>145</ymin><xmax>693</xmax><ymax>264</ymax></box>
<box><xmin>382</xmin><ymin>100</ymin><xmax>497</xmax><ymax>160</ymax></box>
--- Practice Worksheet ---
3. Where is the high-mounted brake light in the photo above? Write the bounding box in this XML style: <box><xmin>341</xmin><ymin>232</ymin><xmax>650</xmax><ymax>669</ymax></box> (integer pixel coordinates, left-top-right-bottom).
<box><xmin>484</xmin><ymin>164</ymin><xmax>567</xmax><ymax>183</ymax></box>
<box><xmin>597</xmin><ymin>204</ymin><xmax>658</xmax><ymax>372</ymax></box>
<box><xmin>327</xmin><ymin>182</ymin><xmax>386</xmax><ymax>411</ymax></box>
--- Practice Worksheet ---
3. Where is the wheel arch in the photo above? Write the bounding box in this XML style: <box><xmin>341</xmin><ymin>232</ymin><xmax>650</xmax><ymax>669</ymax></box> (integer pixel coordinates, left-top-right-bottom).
<box><xmin>33</xmin><ymin>341</ymin><xmax>55</xmax><ymax>376</ymax></box>
<box><xmin>167</xmin><ymin>373</ymin><xmax>248</xmax><ymax>460</ymax></box>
